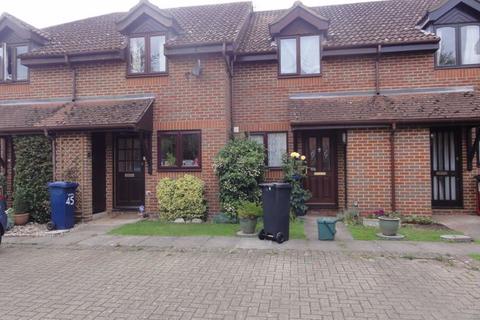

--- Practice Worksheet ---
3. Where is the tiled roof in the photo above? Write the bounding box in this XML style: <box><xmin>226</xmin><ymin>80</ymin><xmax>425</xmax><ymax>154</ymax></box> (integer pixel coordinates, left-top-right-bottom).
<box><xmin>238</xmin><ymin>0</ymin><xmax>443</xmax><ymax>54</ymax></box>
<box><xmin>0</xmin><ymin>98</ymin><xmax>153</xmax><ymax>132</ymax></box>
<box><xmin>289</xmin><ymin>90</ymin><xmax>480</xmax><ymax>125</ymax></box>
<box><xmin>23</xmin><ymin>2</ymin><xmax>252</xmax><ymax>57</ymax></box>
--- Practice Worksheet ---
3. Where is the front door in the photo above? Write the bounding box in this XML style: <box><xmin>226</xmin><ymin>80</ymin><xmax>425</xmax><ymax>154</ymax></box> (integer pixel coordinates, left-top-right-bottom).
<box><xmin>92</xmin><ymin>133</ymin><xmax>106</xmax><ymax>213</ymax></box>
<box><xmin>115</xmin><ymin>135</ymin><xmax>145</xmax><ymax>208</ymax></box>
<box><xmin>431</xmin><ymin>128</ymin><xmax>462</xmax><ymax>208</ymax></box>
<box><xmin>303</xmin><ymin>133</ymin><xmax>337</xmax><ymax>207</ymax></box>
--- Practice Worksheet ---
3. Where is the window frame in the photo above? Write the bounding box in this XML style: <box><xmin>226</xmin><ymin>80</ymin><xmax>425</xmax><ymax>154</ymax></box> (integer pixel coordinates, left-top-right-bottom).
<box><xmin>0</xmin><ymin>42</ymin><xmax>30</xmax><ymax>83</ymax></box>
<box><xmin>157</xmin><ymin>130</ymin><xmax>201</xmax><ymax>172</ymax></box>
<box><xmin>127</xmin><ymin>32</ymin><xmax>168</xmax><ymax>77</ymax></box>
<box><xmin>434</xmin><ymin>23</ymin><xmax>480</xmax><ymax>69</ymax></box>
<box><xmin>249</xmin><ymin>131</ymin><xmax>288</xmax><ymax>169</ymax></box>
<box><xmin>278</xmin><ymin>34</ymin><xmax>322</xmax><ymax>78</ymax></box>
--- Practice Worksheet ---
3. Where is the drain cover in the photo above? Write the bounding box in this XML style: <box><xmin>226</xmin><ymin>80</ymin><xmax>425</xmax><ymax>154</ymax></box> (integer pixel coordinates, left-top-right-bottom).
<box><xmin>440</xmin><ymin>235</ymin><xmax>473</xmax><ymax>242</ymax></box>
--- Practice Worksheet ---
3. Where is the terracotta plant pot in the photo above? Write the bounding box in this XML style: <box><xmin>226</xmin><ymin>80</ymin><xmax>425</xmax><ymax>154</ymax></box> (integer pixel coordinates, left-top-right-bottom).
<box><xmin>239</xmin><ymin>217</ymin><xmax>257</xmax><ymax>234</ymax></box>
<box><xmin>378</xmin><ymin>216</ymin><xmax>400</xmax><ymax>236</ymax></box>
<box><xmin>14</xmin><ymin>213</ymin><xmax>29</xmax><ymax>226</ymax></box>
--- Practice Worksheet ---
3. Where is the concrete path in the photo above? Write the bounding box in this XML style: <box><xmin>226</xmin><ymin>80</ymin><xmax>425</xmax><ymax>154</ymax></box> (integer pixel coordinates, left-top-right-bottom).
<box><xmin>434</xmin><ymin>214</ymin><xmax>480</xmax><ymax>240</ymax></box>
<box><xmin>4</xmin><ymin>217</ymin><xmax>480</xmax><ymax>258</ymax></box>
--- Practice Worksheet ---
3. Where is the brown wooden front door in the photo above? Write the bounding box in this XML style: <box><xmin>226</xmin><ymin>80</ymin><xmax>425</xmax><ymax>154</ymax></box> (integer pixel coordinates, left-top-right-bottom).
<box><xmin>303</xmin><ymin>133</ymin><xmax>338</xmax><ymax>207</ymax></box>
<box><xmin>115</xmin><ymin>135</ymin><xmax>145</xmax><ymax>208</ymax></box>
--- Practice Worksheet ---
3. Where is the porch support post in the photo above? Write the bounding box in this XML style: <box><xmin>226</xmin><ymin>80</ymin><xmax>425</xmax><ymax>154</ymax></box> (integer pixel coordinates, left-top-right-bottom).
<box><xmin>390</xmin><ymin>123</ymin><xmax>397</xmax><ymax>212</ymax></box>
<box><xmin>466</xmin><ymin>126</ymin><xmax>479</xmax><ymax>171</ymax></box>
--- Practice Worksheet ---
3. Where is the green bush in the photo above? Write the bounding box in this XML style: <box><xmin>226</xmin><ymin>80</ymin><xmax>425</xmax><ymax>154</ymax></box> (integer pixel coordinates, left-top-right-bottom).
<box><xmin>156</xmin><ymin>175</ymin><xmax>207</xmax><ymax>221</ymax></box>
<box><xmin>401</xmin><ymin>214</ymin><xmax>433</xmax><ymax>225</ymax></box>
<box><xmin>0</xmin><ymin>174</ymin><xmax>6</xmax><ymax>197</ymax></box>
<box><xmin>237</xmin><ymin>201</ymin><xmax>263</xmax><ymax>220</ymax></box>
<box><xmin>13</xmin><ymin>136</ymin><xmax>53</xmax><ymax>223</ymax></box>
<box><xmin>282</xmin><ymin>152</ymin><xmax>311</xmax><ymax>216</ymax></box>
<box><xmin>214</xmin><ymin>138</ymin><xmax>265</xmax><ymax>218</ymax></box>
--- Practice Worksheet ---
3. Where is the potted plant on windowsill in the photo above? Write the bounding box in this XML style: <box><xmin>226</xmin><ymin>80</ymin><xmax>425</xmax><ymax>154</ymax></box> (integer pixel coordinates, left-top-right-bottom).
<box><xmin>237</xmin><ymin>200</ymin><xmax>263</xmax><ymax>234</ymax></box>
<box><xmin>378</xmin><ymin>211</ymin><xmax>401</xmax><ymax>236</ymax></box>
<box><xmin>13</xmin><ymin>188</ymin><xmax>30</xmax><ymax>226</ymax></box>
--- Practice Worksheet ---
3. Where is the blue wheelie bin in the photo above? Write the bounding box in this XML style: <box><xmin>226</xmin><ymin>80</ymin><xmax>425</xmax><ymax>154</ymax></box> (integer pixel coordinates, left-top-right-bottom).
<box><xmin>48</xmin><ymin>182</ymin><xmax>79</xmax><ymax>230</ymax></box>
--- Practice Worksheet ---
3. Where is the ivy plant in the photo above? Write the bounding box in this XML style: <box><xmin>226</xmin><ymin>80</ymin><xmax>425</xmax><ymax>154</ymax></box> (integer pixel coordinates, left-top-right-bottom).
<box><xmin>13</xmin><ymin>136</ymin><xmax>53</xmax><ymax>223</ymax></box>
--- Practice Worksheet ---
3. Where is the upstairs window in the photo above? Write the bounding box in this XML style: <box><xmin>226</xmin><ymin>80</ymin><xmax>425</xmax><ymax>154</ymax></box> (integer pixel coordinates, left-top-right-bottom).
<box><xmin>436</xmin><ymin>24</ymin><xmax>480</xmax><ymax>67</ymax></box>
<box><xmin>279</xmin><ymin>35</ymin><xmax>321</xmax><ymax>76</ymax></box>
<box><xmin>0</xmin><ymin>44</ymin><xmax>29</xmax><ymax>82</ymax></box>
<box><xmin>129</xmin><ymin>34</ymin><xmax>166</xmax><ymax>75</ymax></box>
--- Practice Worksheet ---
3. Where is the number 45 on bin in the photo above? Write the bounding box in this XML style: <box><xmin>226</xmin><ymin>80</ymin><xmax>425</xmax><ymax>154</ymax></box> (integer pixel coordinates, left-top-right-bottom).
<box><xmin>66</xmin><ymin>193</ymin><xmax>75</xmax><ymax>206</ymax></box>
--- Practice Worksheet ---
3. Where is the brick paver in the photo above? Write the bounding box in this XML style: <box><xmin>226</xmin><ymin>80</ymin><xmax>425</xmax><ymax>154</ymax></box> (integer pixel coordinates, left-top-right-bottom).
<box><xmin>0</xmin><ymin>246</ymin><xmax>479</xmax><ymax>320</ymax></box>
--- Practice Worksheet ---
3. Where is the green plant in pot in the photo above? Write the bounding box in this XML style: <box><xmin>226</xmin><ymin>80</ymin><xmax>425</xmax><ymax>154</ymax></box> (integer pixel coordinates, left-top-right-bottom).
<box><xmin>378</xmin><ymin>211</ymin><xmax>401</xmax><ymax>236</ymax></box>
<box><xmin>237</xmin><ymin>201</ymin><xmax>263</xmax><ymax>234</ymax></box>
<box><xmin>13</xmin><ymin>188</ymin><xmax>30</xmax><ymax>226</ymax></box>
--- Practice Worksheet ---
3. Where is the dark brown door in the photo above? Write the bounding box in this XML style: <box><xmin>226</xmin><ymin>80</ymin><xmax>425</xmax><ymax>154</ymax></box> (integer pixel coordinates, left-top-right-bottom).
<box><xmin>304</xmin><ymin>133</ymin><xmax>337</xmax><ymax>207</ymax></box>
<box><xmin>431</xmin><ymin>128</ymin><xmax>462</xmax><ymax>208</ymax></box>
<box><xmin>115</xmin><ymin>135</ymin><xmax>145</xmax><ymax>208</ymax></box>
<box><xmin>92</xmin><ymin>133</ymin><xmax>106</xmax><ymax>213</ymax></box>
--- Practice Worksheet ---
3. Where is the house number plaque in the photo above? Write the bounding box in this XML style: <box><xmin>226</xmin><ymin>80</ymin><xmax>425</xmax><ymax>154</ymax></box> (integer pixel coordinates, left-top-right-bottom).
<box><xmin>124</xmin><ymin>173</ymin><xmax>135</xmax><ymax>178</ymax></box>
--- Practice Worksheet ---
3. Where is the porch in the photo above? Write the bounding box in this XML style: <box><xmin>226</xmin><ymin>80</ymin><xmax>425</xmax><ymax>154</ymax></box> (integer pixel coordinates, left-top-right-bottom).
<box><xmin>289</xmin><ymin>87</ymin><xmax>480</xmax><ymax>217</ymax></box>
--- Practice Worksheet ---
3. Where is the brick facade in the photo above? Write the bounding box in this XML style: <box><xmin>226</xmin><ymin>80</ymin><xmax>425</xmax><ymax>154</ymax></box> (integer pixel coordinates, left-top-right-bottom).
<box><xmin>1</xmin><ymin>9</ymin><xmax>480</xmax><ymax>220</ymax></box>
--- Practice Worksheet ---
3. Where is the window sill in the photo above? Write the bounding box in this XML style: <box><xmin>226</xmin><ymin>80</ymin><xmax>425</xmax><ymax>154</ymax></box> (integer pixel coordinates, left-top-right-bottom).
<box><xmin>435</xmin><ymin>64</ymin><xmax>480</xmax><ymax>70</ymax></box>
<box><xmin>0</xmin><ymin>80</ymin><xmax>29</xmax><ymax>85</ymax></box>
<box><xmin>267</xmin><ymin>167</ymin><xmax>284</xmax><ymax>171</ymax></box>
<box><xmin>157</xmin><ymin>167</ymin><xmax>202</xmax><ymax>172</ymax></box>
<box><xmin>127</xmin><ymin>72</ymin><xmax>168</xmax><ymax>79</ymax></box>
<box><xmin>278</xmin><ymin>73</ymin><xmax>322</xmax><ymax>79</ymax></box>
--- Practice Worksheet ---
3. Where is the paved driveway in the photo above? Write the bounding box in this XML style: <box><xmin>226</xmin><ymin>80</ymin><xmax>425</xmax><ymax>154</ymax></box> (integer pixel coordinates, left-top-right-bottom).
<box><xmin>0</xmin><ymin>245</ymin><xmax>479</xmax><ymax>320</ymax></box>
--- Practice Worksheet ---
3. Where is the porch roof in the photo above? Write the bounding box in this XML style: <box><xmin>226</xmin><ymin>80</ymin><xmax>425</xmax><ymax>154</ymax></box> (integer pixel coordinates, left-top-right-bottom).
<box><xmin>289</xmin><ymin>87</ymin><xmax>480</xmax><ymax>128</ymax></box>
<box><xmin>0</xmin><ymin>97</ymin><xmax>154</xmax><ymax>134</ymax></box>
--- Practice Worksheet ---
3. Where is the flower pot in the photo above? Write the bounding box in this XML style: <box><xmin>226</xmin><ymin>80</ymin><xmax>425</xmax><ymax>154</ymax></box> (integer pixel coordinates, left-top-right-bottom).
<box><xmin>14</xmin><ymin>213</ymin><xmax>29</xmax><ymax>226</ymax></box>
<box><xmin>239</xmin><ymin>217</ymin><xmax>257</xmax><ymax>234</ymax></box>
<box><xmin>378</xmin><ymin>216</ymin><xmax>400</xmax><ymax>236</ymax></box>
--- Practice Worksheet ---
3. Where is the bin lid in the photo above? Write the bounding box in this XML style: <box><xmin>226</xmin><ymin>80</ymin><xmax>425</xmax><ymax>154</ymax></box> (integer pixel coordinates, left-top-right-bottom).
<box><xmin>317</xmin><ymin>217</ymin><xmax>337</xmax><ymax>223</ymax></box>
<box><xmin>259</xmin><ymin>182</ymin><xmax>292</xmax><ymax>189</ymax></box>
<box><xmin>475</xmin><ymin>175</ymin><xmax>480</xmax><ymax>181</ymax></box>
<box><xmin>48</xmin><ymin>181</ymin><xmax>79</xmax><ymax>189</ymax></box>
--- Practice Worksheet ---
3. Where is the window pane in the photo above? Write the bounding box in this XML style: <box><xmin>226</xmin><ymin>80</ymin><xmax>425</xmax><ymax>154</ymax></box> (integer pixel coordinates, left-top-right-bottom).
<box><xmin>0</xmin><ymin>44</ymin><xmax>4</xmax><ymax>81</ymax></box>
<box><xmin>150</xmin><ymin>35</ymin><xmax>166</xmax><ymax>72</ymax></box>
<box><xmin>248</xmin><ymin>134</ymin><xmax>264</xmax><ymax>147</ymax></box>
<box><xmin>15</xmin><ymin>46</ymin><xmax>28</xmax><ymax>80</ymax></box>
<box><xmin>321</xmin><ymin>137</ymin><xmax>331</xmax><ymax>171</ymax></box>
<box><xmin>181</xmin><ymin>133</ymin><xmax>200</xmax><ymax>167</ymax></box>
<box><xmin>461</xmin><ymin>25</ymin><xmax>480</xmax><ymax>65</ymax></box>
<box><xmin>160</xmin><ymin>134</ymin><xmax>176</xmax><ymax>167</ymax></box>
<box><xmin>267</xmin><ymin>133</ymin><xmax>287</xmax><ymax>167</ymax></box>
<box><xmin>436</xmin><ymin>27</ymin><xmax>457</xmax><ymax>66</ymax></box>
<box><xmin>129</xmin><ymin>37</ymin><xmax>145</xmax><ymax>73</ymax></box>
<box><xmin>300</xmin><ymin>35</ymin><xmax>320</xmax><ymax>74</ymax></box>
<box><xmin>280</xmin><ymin>38</ymin><xmax>297</xmax><ymax>74</ymax></box>
<box><xmin>6</xmin><ymin>46</ymin><xmax>13</xmax><ymax>80</ymax></box>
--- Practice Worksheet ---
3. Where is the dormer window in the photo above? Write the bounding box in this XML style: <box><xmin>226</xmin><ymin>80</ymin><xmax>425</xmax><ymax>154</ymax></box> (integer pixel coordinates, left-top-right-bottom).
<box><xmin>128</xmin><ymin>34</ymin><xmax>166</xmax><ymax>75</ymax></box>
<box><xmin>436</xmin><ymin>24</ymin><xmax>480</xmax><ymax>67</ymax></box>
<box><xmin>0</xmin><ymin>43</ymin><xmax>29</xmax><ymax>82</ymax></box>
<box><xmin>279</xmin><ymin>35</ymin><xmax>321</xmax><ymax>75</ymax></box>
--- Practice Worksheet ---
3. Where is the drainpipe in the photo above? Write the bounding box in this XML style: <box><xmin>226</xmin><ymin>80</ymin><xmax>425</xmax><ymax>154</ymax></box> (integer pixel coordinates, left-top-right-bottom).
<box><xmin>65</xmin><ymin>54</ymin><xmax>77</xmax><ymax>102</ymax></box>
<box><xmin>343</xmin><ymin>131</ymin><xmax>348</xmax><ymax>209</ymax></box>
<box><xmin>222</xmin><ymin>42</ymin><xmax>234</xmax><ymax>137</ymax></box>
<box><xmin>390</xmin><ymin>122</ymin><xmax>397</xmax><ymax>212</ymax></box>
<box><xmin>375</xmin><ymin>44</ymin><xmax>382</xmax><ymax>95</ymax></box>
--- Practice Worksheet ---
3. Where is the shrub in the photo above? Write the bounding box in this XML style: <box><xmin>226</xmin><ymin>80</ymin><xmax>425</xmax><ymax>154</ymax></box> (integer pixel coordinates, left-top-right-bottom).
<box><xmin>13</xmin><ymin>136</ymin><xmax>53</xmax><ymax>223</ymax></box>
<box><xmin>214</xmin><ymin>138</ymin><xmax>265</xmax><ymax>218</ymax></box>
<box><xmin>0</xmin><ymin>174</ymin><xmax>6</xmax><ymax>198</ymax></box>
<box><xmin>156</xmin><ymin>175</ymin><xmax>207</xmax><ymax>221</ymax></box>
<box><xmin>401</xmin><ymin>214</ymin><xmax>433</xmax><ymax>225</ymax></box>
<box><xmin>237</xmin><ymin>201</ymin><xmax>263</xmax><ymax>220</ymax></box>
<box><xmin>282</xmin><ymin>152</ymin><xmax>311</xmax><ymax>216</ymax></box>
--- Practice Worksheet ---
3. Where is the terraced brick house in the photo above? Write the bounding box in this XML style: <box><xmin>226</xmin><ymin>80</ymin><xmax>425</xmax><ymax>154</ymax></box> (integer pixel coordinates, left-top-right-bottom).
<box><xmin>0</xmin><ymin>0</ymin><xmax>479</xmax><ymax>220</ymax></box>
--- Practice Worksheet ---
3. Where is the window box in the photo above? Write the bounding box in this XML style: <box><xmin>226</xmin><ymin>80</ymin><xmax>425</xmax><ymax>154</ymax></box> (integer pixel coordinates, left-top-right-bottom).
<box><xmin>158</xmin><ymin>131</ymin><xmax>201</xmax><ymax>171</ymax></box>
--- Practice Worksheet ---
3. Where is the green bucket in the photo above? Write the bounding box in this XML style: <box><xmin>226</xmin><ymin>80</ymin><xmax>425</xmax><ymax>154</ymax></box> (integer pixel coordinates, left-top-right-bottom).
<box><xmin>317</xmin><ymin>217</ymin><xmax>337</xmax><ymax>241</ymax></box>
